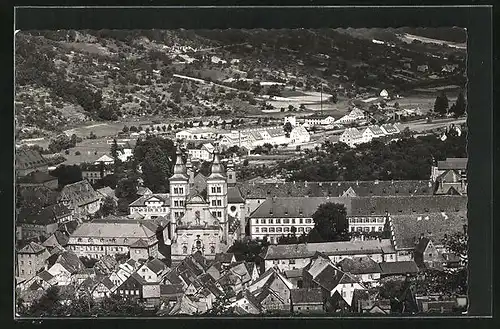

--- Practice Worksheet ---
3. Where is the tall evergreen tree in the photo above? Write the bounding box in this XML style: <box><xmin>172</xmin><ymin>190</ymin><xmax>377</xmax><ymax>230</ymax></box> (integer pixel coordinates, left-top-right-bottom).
<box><xmin>433</xmin><ymin>92</ymin><xmax>449</xmax><ymax>115</ymax></box>
<box><xmin>311</xmin><ymin>202</ymin><xmax>349</xmax><ymax>242</ymax></box>
<box><xmin>452</xmin><ymin>90</ymin><xmax>466</xmax><ymax>117</ymax></box>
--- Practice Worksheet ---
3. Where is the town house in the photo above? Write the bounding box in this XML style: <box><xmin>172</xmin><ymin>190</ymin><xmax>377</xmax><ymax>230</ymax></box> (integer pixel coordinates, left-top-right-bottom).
<box><xmin>58</xmin><ymin>180</ymin><xmax>102</xmax><ymax>220</ymax></box>
<box><xmin>16</xmin><ymin>242</ymin><xmax>51</xmax><ymax>281</ymax></box>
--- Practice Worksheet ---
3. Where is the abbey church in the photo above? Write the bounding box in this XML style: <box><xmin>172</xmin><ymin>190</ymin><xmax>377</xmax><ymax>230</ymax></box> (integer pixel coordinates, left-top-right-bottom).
<box><xmin>167</xmin><ymin>147</ymin><xmax>245</xmax><ymax>261</ymax></box>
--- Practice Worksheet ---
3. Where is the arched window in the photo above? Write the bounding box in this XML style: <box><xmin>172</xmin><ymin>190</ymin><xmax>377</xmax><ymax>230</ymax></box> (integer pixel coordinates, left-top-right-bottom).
<box><xmin>210</xmin><ymin>245</ymin><xmax>215</xmax><ymax>254</ymax></box>
<box><xmin>182</xmin><ymin>246</ymin><xmax>188</xmax><ymax>254</ymax></box>
<box><xmin>196</xmin><ymin>240</ymin><xmax>202</xmax><ymax>249</ymax></box>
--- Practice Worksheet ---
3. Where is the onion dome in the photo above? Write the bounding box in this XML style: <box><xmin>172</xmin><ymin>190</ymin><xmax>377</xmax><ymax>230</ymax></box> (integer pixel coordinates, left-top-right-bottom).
<box><xmin>170</xmin><ymin>147</ymin><xmax>188</xmax><ymax>181</ymax></box>
<box><xmin>208</xmin><ymin>146</ymin><xmax>226</xmax><ymax>180</ymax></box>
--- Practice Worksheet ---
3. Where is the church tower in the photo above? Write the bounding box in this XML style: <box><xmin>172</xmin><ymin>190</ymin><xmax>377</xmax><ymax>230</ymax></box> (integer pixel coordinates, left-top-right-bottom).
<box><xmin>206</xmin><ymin>147</ymin><xmax>229</xmax><ymax>243</ymax></box>
<box><xmin>169</xmin><ymin>147</ymin><xmax>189</xmax><ymax>242</ymax></box>
<box><xmin>226</xmin><ymin>158</ymin><xmax>237</xmax><ymax>186</ymax></box>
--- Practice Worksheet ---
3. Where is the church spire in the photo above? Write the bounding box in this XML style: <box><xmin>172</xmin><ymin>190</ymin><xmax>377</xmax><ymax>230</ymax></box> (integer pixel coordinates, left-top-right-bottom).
<box><xmin>170</xmin><ymin>146</ymin><xmax>188</xmax><ymax>180</ymax></box>
<box><xmin>209</xmin><ymin>145</ymin><xmax>225</xmax><ymax>179</ymax></box>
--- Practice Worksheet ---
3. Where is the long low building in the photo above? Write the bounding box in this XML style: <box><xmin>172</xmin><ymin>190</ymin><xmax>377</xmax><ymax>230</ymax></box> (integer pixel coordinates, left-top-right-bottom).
<box><xmin>248</xmin><ymin>195</ymin><xmax>467</xmax><ymax>243</ymax></box>
<box><xmin>259</xmin><ymin>239</ymin><xmax>396</xmax><ymax>272</ymax></box>
<box><xmin>67</xmin><ymin>217</ymin><xmax>165</xmax><ymax>261</ymax></box>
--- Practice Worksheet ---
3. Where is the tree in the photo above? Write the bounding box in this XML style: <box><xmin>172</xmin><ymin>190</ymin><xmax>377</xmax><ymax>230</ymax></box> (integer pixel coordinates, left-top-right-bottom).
<box><xmin>133</xmin><ymin>136</ymin><xmax>176</xmax><ymax>193</ymax></box>
<box><xmin>98</xmin><ymin>196</ymin><xmax>118</xmax><ymax>217</ymax></box>
<box><xmin>283</xmin><ymin>122</ymin><xmax>293</xmax><ymax>138</ymax></box>
<box><xmin>70</xmin><ymin>134</ymin><xmax>78</xmax><ymax>147</ymax></box>
<box><xmin>451</xmin><ymin>90</ymin><xmax>466</xmax><ymax>118</ymax></box>
<box><xmin>51</xmin><ymin>164</ymin><xmax>83</xmax><ymax>188</ymax></box>
<box><xmin>433</xmin><ymin>92</ymin><xmax>449</xmax><ymax>116</ymax></box>
<box><xmin>130</xmin><ymin>126</ymin><xmax>138</xmax><ymax>132</ymax></box>
<box><xmin>330</xmin><ymin>92</ymin><xmax>338</xmax><ymax>104</ymax></box>
<box><xmin>122</xmin><ymin>125</ymin><xmax>129</xmax><ymax>133</ymax></box>
<box><xmin>311</xmin><ymin>202</ymin><xmax>348</xmax><ymax>242</ymax></box>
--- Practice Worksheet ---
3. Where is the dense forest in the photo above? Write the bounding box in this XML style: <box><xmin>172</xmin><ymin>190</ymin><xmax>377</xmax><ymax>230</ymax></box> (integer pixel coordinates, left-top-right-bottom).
<box><xmin>272</xmin><ymin>130</ymin><xmax>466</xmax><ymax>182</ymax></box>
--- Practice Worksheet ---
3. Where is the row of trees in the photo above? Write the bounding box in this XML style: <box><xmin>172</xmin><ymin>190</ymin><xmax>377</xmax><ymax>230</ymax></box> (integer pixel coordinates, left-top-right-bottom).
<box><xmin>433</xmin><ymin>90</ymin><xmax>466</xmax><ymax>117</ymax></box>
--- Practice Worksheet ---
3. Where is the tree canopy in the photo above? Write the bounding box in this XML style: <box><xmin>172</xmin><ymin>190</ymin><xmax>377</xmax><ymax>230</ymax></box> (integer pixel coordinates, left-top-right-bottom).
<box><xmin>311</xmin><ymin>202</ymin><xmax>349</xmax><ymax>242</ymax></box>
<box><xmin>133</xmin><ymin>136</ymin><xmax>176</xmax><ymax>193</ymax></box>
<box><xmin>433</xmin><ymin>92</ymin><xmax>449</xmax><ymax>115</ymax></box>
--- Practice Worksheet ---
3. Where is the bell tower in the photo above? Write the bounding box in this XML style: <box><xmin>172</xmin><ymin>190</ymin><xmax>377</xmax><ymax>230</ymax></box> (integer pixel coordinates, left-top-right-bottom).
<box><xmin>169</xmin><ymin>146</ymin><xmax>189</xmax><ymax>242</ymax></box>
<box><xmin>206</xmin><ymin>147</ymin><xmax>228</xmax><ymax>243</ymax></box>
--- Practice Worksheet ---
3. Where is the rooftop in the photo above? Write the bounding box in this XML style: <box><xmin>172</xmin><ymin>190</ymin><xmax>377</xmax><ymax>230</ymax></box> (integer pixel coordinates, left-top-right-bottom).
<box><xmin>337</xmin><ymin>256</ymin><xmax>381</xmax><ymax>275</ymax></box>
<box><xmin>290</xmin><ymin>288</ymin><xmax>324</xmax><ymax>304</ymax></box>
<box><xmin>261</xmin><ymin>239</ymin><xmax>395</xmax><ymax>260</ymax></box>
<box><xmin>390</xmin><ymin>211</ymin><xmax>467</xmax><ymax>250</ymax></box>
<box><xmin>70</xmin><ymin>218</ymin><xmax>159</xmax><ymax>240</ymax></box>
<box><xmin>379</xmin><ymin>261</ymin><xmax>420</xmax><ymax>275</ymax></box>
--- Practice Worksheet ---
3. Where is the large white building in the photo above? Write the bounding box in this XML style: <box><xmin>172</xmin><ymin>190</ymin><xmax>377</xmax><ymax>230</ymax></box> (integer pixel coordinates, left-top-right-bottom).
<box><xmin>220</xmin><ymin>126</ymin><xmax>310</xmax><ymax>150</ymax></box>
<box><xmin>176</xmin><ymin>128</ymin><xmax>220</xmax><ymax>141</ymax></box>
<box><xmin>187</xmin><ymin>143</ymin><xmax>215</xmax><ymax>162</ymax></box>
<box><xmin>336</xmin><ymin>108</ymin><xmax>365</xmax><ymax>125</ymax></box>
<box><xmin>339</xmin><ymin>128</ymin><xmax>364</xmax><ymax>147</ymax></box>
<box><xmin>340</xmin><ymin>124</ymin><xmax>401</xmax><ymax>147</ymax></box>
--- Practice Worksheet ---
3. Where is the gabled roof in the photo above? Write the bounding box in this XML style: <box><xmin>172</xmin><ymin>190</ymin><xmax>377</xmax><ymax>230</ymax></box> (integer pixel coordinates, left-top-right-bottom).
<box><xmin>215</xmin><ymin>253</ymin><xmax>235</xmax><ymax>264</ymax></box>
<box><xmin>337</xmin><ymin>257</ymin><xmax>381</xmax><ymax>275</ymax></box>
<box><xmin>379</xmin><ymin>261</ymin><xmax>419</xmax><ymax>275</ymax></box>
<box><xmin>129</xmin><ymin>238</ymin><xmax>149</xmax><ymax>248</ymax></box>
<box><xmin>70</xmin><ymin>218</ymin><xmax>158</xmax><ymax>240</ymax></box>
<box><xmin>16</xmin><ymin>148</ymin><xmax>48</xmax><ymax>170</ymax></box>
<box><xmin>38</xmin><ymin>270</ymin><xmax>54</xmax><ymax>282</ymax></box>
<box><xmin>261</xmin><ymin>239</ymin><xmax>395</xmax><ymax>260</ymax></box>
<box><xmin>390</xmin><ymin>211</ymin><xmax>467</xmax><ymax>250</ymax></box>
<box><xmin>237</xmin><ymin>180</ymin><xmax>435</xmax><ymax>199</ymax></box>
<box><xmin>145</xmin><ymin>258</ymin><xmax>168</xmax><ymax>274</ymax></box>
<box><xmin>227</xmin><ymin>186</ymin><xmax>245</xmax><ymax>203</ymax></box>
<box><xmin>290</xmin><ymin>288</ymin><xmax>324</xmax><ymax>304</ymax></box>
<box><xmin>17</xmin><ymin>203</ymin><xmax>71</xmax><ymax>226</ymax></box>
<box><xmin>18</xmin><ymin>241</ymin><xmax>47</xmax><ymax>254</ymax></box>
<box><xmin>55</xmin><ymin>251</ymin><xmax>85</xmax><ymax>274</ymax></box>
<box><xmin>342</xmin><ymin>128</ymin><xmax>363</xmax><ymax>139</ymax></box>
<box><xmin>59</xmin><ymin>180</ymin><xmax>100</xmax><ymax>207</ymax></box>
<box><xmin>129</xmin><ymin>194</ymin><xmax>170</xmax><ymax>207</ymax></box>
<box><xmin>160</xmin><ymin>284</ymin><xmax>184</xmax><ymax>296</ymax></box>
<box><xmin>436</xmin><ymin>158</ymin><xmax>467</xmax><ymax>171</ymax></box>
<box><xmin>249</xmin><ymin>197</ymin><xmax>351</xmax><ymax>218</ymax></box>
<box><xmin>313</xmin><ymin>264</ymin><xmax>343</xmax><ymax>291</ymax></box>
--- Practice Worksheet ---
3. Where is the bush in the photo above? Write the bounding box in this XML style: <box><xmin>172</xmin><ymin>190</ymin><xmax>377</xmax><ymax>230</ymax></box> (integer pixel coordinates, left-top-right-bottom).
<box><xmin>75</xmin><ymin>151</ymin><xmax>81</xmax><ymax>155</ymax></box>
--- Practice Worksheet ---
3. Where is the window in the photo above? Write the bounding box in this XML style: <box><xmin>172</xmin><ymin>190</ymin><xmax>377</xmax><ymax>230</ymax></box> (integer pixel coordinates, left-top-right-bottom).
<box><xmin>217</xmin><ymin>200</ymin><xmax>222</xmax><ymax>206</ymax></box>
<box><xmin>428</xmin><ymin>253</ymin><xmax>432</xmax><ymax>257</ymax></box>
<box><xmin>284</xmin><ymin>227</ymin><xmax>290</xmax><ymax>232</ymax></box>
<box><xmin>179</xmin><ymin>188</ymin><xmax>184</xmax><ymax>194</ymax></box>
<box><xmin>255</xmin><ymin>227</ymin><xmax>260</xmax><ymax>233</ymax></box>
<box><xmin>276</xmin><ymin>218</ymin><xmax>281</xmax><ymax>224</ymax></box>
<box><xmin>276</xmin><ymin>227</ymin><xmax>282</xmax><ymax>233</ymax></box>
<box><xmin>20</xmin><ymin>261</ymin><xmax>24</xmax><ymax>266</ymax></box>
<box><xmin>142</xmin><ymin>269</ymin><xmax>146</xmax><ymax>272</ymax></box>
<box><xmin>174</xmin><ymin>201</ymin><xmax>179</xmax><ymax>207</ymax></box>
<box><xmin>230</xmin><ymin>206</ymin><xmax>236</xmax><ymax>212</ymax></box>
<box><xmin>299</xmin><ymin>218</ymin><xmax>303</xmax><ymax>224</ymax></box>
<box><xmin>216</xmin><ymin>187</ymin><xmax>221</xmax><ymax>193</ymax></box>
<box><xmin>261</xmin><ymin>219</ymin><xmax>266</xmax><ymax>224</ymax></box>
<box><xmin>210</xmin><ymin>246</ymin><xmax>215</xmax><ymax>254</ymax></box>
<box><xmin>211</xmin><ymin>200</ymin><xmax>217</xmax><ymax>206</ymax></box>
<box><xmin>179</xmin><ymin>201</ymin><xmax>184</xmax><ymax>207</ymax></box>
<box><xmin>342</xmin><ymin>291</ymin><xmax>346</xmax><ymax>297</ymax></box>
<box><xmin>211</xmin><ymin>187</ymin><xmax>216</xmax><ymax>193</ymax></box>
<box><xmin>217</xmin><ymin>211</ymin><xmax>222</xmax><ymax>217</ymax></box>
<box><xmin>269</xmin><ymin>227</ymin><xmax>275</xmax><ymax>233</ymax></box>
<box><xmin>182</xmin><ymin>246</ymin><xmax>188</xmax><ymax>254</ymax></box>
<box><xmin>174</xmin><ymin>188</ymin><xmax>179</xmax><ymax>194</ymax></box>
<box><xmin>212</xmin><ymin>212</ymin><xmax>217</xmax><ymax>218</ymax></box>
<box><xmin>289</xmin><ymin>259</ymin><xmax>295</xmax><ymax>264</ymax></box>
<box><xmin>254</xmin><ymin>219</ymin><xmax>259</xmax><ymax>224</ymax></box>
<box><xmin>283</xmin><ymin>219</ymin><xmax>290</xmax><ymax>224</ymax></box>
<box><xmin>306</xmin><ymin>227</ymin><xmax>311</xmax><ymax>233</ymax></box>
<box><xmin>291</xmin><ymin>219</ymin><xmax>296</xmax><ymax>224</ymax></box>
<box><xmin>261</xmin><ymin>228</ymin><xmax>268</xmax><ymax>233</ymax></box>
<box><xmin>364</xmin><ymin>227</ymin><xmax>370</xmax><ymax>232</ymax></box>
<box><xmin>298</xmin><ymin>227</ymin><xmax>304</xmax><ymax>232</ymax></box>
<box><xmin>269</xmin><ymin>219</ymin><xmax>274</xmax><ymax>224</ymax></box>
<box><xmin>306</xmin><ymin>218</ymin><xmax>312</xmax><ymax>224</ymax></box>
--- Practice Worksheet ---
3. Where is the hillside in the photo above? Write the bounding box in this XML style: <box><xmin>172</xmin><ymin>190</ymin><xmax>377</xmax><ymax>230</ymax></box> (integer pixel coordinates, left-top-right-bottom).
<box><xmin>15</xmin><ymin>28</ymin><xmax>466</xmax><ymax>139</ymax></box>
